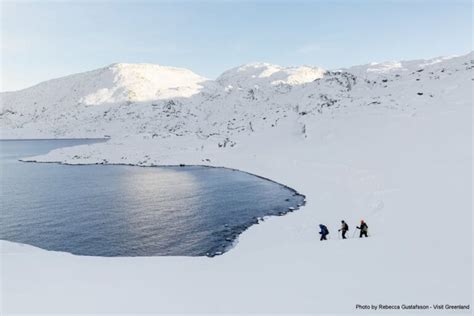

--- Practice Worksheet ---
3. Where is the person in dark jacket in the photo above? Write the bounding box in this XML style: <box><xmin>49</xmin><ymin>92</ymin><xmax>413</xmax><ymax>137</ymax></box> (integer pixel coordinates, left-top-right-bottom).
<box><xmin>338</xmin><ymin>220</ymin><xmax>349</xmax><ymax>239</ymax></box>
<box><xmin>356</xmin><ymin>220</ymin><xmax>368</xmax><ymax>238</ymax></box>
<box><xmin>319</xmin><ymin>224</ymin><xmax>329</xmax><ymax>241</ymax></box>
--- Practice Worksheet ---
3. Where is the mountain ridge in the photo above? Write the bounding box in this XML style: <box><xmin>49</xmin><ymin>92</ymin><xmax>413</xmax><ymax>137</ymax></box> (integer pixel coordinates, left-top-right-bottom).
<box><xmin>1</xmin><ymin>52</ymin><xmax>472</xmax><ymax>140</ymax></box>
<box><xmin>3</xmin><ymin>52</ymin><xmax>469</xmax><ymax>93</ymax></box>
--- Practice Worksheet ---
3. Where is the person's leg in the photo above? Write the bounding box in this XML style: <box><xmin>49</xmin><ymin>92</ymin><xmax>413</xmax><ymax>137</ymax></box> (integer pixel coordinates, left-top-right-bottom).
<box><xmin>342</xmin><ymin>230</ymin><xmax>347</xmax><ymax>239</ymax></box>
<box><xmin>363</xmin><ymin>231</ymin><xmax>368</xmax><ymax>238</ymax></box>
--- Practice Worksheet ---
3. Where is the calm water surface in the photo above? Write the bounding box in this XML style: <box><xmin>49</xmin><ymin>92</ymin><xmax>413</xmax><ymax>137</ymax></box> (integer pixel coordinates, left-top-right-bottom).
<box><xmin>0</xmin><ymin>140</ymin><xmax>305</xmax><ymax>257</ymax></box>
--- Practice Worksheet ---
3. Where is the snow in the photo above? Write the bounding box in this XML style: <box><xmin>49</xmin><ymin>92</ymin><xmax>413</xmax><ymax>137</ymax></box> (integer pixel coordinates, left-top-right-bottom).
<box><xmin>0</xmin><ymin>63</ymin><xmax>208</xmax><ymax>138</ymax></box>
<box><xmin>217</xmin><ymin>63</ymin><xmax>326</xmax><ymax>87</ymax></box>
<box><xmin>1</xmin><ymin>52</ymin><xmax>472</xmax><ymax>314</ymax></box>
<box><xmin>77</xmin><ymin>63</ymin><xmax>208</xmax><ymax>105</ymax></box>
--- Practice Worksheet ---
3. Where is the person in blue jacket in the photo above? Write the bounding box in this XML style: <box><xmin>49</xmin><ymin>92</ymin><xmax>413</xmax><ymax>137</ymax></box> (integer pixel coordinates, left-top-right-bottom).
<box><xmin>319</xmin><ymin>224</ymin><xmax>329</xmax><ymax>241</ymax></box>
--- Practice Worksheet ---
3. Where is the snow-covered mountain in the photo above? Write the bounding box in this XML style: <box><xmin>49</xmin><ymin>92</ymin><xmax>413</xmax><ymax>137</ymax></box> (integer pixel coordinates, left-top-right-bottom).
<box><xmin>217</xmin><ymin>63</ymin><xmax>325</xmax><ymax>87</ymax></box>
<box><xmin>2</xmin><ymin>53</ymin><xmax>471</xmax><ymax>141</ymax></box>
<box><xmin>0</xmin><ymin>63</ymin><xmax>209</xmax><ymax>138</ymax></box>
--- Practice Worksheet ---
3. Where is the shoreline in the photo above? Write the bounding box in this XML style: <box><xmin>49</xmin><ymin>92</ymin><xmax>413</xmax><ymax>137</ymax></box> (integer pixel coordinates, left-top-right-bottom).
<box><xmin>8</xmin><ymin>154</ymin><xmax>307</xmax><ymax>258</ymax></box>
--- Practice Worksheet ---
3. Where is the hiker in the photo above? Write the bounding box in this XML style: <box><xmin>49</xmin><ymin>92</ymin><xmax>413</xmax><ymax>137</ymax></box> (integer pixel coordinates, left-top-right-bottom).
<box><xmin>338</xmin><ymin>220</ymin><xmax>349</xmax><ymax>239</ymax></box>
<box><xmin>319</xmin><ymin>224</ymin><xmax>329</xmax><ymax>241</ymax></box>
<box><xmin>356</xmin><ymin>220</ymin><xmax>369</xmax><ymax>238</ymax></box>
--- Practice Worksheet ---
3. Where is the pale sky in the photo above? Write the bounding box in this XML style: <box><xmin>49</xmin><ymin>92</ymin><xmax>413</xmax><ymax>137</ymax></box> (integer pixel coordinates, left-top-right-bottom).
<box><xmin>1</xmin><ymin>0</ymin><xmax>472</xmax><ymax>92</ymax></box>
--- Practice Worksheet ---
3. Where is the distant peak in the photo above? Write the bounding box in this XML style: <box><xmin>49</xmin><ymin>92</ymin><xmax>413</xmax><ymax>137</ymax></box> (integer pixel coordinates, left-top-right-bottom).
<box><xmin>217</xmin><ymin>62</ymin><xmax>325</xmax><ymax>87</ymax></box>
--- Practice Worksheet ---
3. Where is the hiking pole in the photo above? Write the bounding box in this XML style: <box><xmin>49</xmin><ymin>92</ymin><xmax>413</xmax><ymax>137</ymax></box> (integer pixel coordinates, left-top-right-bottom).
<box><xmin>352</xmin><ymin>229</ymin><xmax>357</xmax><ymax>238</ymax></box>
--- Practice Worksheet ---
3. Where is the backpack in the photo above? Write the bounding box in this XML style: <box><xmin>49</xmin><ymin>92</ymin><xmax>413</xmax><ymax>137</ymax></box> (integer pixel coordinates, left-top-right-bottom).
<box><xmin>323</xmin><ymin>226</ymin><xmax>329</xmax><ymax>234</ymax></box>
<box><xmin>362</xmin><ymin>223</ymin><xmax>368</xmax><ymax>232</ymax></box>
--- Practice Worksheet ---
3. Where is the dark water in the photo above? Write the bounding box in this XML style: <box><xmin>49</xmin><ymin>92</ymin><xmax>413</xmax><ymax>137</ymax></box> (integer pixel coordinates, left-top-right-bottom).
<box><xmin>0</xmin><ymin>140</ymin><xmax>304</xmax><ymax>257</ymax></box>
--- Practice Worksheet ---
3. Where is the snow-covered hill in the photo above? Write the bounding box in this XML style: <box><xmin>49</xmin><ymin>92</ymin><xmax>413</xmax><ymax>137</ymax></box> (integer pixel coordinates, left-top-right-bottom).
<box><xmin>1</xmin><ymin>53</ymin><xmax>471</xmax><ymax>142</ymax></box>
<box><xmin>217</xmin><ymin>63</ymin><xmax>325</xmax><ymax>87</ymax></box>
<box><xmin>1</xmin><ymin>53</ymin><xmax>472</xmax><ymax>314</ymax></box>
<box><xmin>0</xmin><ymin>63</ymin><xmax>209</xmax><ymax>138</ymax></box>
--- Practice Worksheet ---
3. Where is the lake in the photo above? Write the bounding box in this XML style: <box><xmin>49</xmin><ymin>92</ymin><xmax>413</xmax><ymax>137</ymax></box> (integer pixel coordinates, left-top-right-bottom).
<box><xmin>0</xmin><ymin>139</ymin><xmax>305</xmax><ymax>257</ymax></box>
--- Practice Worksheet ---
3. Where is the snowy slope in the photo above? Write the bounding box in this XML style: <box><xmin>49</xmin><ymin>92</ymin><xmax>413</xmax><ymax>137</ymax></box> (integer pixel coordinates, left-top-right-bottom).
<box><xmin>1</xmin><ymin>53</ymin><xmax>472</xmax><ymax>314</ymax></box>
<box><xmin>0</xmin><ymin>63</ymin><xmax>208</xmax><ymax>137</ymax></box>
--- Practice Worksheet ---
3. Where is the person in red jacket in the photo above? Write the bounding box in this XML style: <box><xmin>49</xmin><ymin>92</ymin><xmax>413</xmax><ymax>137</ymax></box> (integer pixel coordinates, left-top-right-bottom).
<box><xmin>356</xmin><ymin>220</ymin><xmax>368</xmax><ymax>238</ymax></box>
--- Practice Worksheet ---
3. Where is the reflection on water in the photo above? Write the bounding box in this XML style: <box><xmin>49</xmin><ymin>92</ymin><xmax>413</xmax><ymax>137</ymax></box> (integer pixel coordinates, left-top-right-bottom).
<box><xmin>0</xmin><ymin>140</ymin><xmax>305</xmax><ymax>257</ymax></box>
